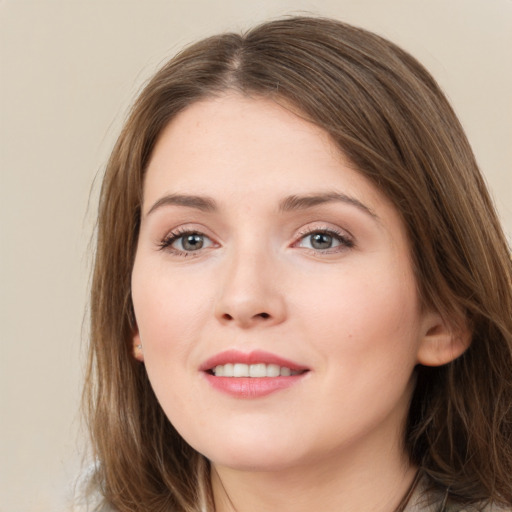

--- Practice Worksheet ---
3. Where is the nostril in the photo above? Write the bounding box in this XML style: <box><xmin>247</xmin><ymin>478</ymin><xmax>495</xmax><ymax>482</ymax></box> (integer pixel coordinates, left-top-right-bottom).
<box><xmin>218</xmin><ymin>311</ymin><xmax>272</xmax><ymax>324</ymax></box>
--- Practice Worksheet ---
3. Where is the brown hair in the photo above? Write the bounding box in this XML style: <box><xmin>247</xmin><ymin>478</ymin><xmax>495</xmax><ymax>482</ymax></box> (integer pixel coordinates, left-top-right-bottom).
<box><xmin>84</xmin><ymin>16</ymin><xmax>512</xmax><ymax>511</ymax></box>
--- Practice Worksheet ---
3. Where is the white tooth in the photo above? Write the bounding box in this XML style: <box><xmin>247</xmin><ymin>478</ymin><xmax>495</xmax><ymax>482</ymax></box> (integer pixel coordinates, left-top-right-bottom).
<box><xmin>249</xmin><ymin>363</ymin><xmax>266</xmax><ymax>377</ymax></box>
<box><xmin>267</xmin><ymin>364</ymin><xmax>280</xmax><ymax>377</ymax></box>
<box><xmin>234</xmin><ymin>363</ymin><xmax>249</xmax><ymax>377</ymax></box>
<box><xmin>213</xmin><ymin>363</ymin><xmax>299</xmax><ymax>378</ymax></box>
<box><xmin>280</xmin><ymin>367</ymin><xmax>291</xmax><ymax>376</ymax></box>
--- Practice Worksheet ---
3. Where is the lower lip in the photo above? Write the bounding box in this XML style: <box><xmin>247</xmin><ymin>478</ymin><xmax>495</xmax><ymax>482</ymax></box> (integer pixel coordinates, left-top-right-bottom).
<box><xmin>203</xmin><ymin>373</ymin><xmax>306</xmax><ymax>398</ymax></box>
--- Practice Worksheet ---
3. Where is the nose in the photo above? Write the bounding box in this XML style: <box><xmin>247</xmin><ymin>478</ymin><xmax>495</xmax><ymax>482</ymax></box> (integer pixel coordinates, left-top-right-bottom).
<box><xmin>214</xmin><ymin>248</ymin><xmax>286</xmax><ymax>329</ymax></box>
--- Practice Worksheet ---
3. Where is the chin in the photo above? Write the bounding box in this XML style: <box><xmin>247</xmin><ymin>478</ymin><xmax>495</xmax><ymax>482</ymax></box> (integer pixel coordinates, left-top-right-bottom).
<box><xmin>188</xmin><ymin>430</ymin><xmax>305</xmax><ymax>473</ymax></box>
<box><xmin>210</xmin><ymin>450</ymin><xmax>303</xmax><ymax>473</ymax></box>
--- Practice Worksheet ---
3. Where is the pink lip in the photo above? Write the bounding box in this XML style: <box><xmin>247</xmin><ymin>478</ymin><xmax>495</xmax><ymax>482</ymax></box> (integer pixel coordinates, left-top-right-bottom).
<box><xmin>200</xmin><ymin>350</ymin><xmax>309</xmax><ymax>399</ymax></box>
<box><xmin>199</xmin><ymin>349</ymin><xmax>308</xmax><ymax>372</ymax></box>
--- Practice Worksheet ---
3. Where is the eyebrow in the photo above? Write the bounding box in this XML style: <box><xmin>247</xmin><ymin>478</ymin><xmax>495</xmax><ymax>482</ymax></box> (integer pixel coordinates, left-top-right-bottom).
<box><xmin>146</xmin><ymin>194</ymin><xmax>217</xmax><ymax>216</ymax></box>
<box><xmin>145</xmin><ymin>191</ymin><xmax>377</xmax><ymax>219</ymax></box>
<box><xmin>279</xmin><ymin>192</ymin><xmax>378</xmax><ymax>219</ymax></box>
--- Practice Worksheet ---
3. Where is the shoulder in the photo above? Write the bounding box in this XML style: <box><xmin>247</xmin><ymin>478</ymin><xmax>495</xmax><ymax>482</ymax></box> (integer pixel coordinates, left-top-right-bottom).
<box><xmin>405</xmin><ymin>475</ymin><xmax>512</xmax><ymax>512</ymax></box>
<box><xmin>445</xmin><ymin>504</ymin><xmax>512</xmax><ymax>512</ymax></box>
<box><xmin>72</xmin><ymin>487</ymin><xmax>115</xmax><ymax>512</ymax></box>
<box><xmin>71</xmin><ymin>462</ymin><xmax>116</xmax><ymax>512</ymax></box>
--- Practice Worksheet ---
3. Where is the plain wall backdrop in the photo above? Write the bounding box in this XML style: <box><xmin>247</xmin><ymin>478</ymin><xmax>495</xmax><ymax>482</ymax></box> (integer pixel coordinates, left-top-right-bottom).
<box><xmin>1</xmin><ymin>1</ymin><xmax>511</xmax><ymax>510</ymax></box>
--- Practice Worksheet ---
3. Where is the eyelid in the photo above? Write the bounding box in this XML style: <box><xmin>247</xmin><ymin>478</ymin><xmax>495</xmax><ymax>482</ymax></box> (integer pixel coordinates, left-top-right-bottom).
<box><xmin>292</xmin><ymin>224</ymin><xmax>355</xmax><ymax>252</ymax></box>
<box><xmin>157</xmin><ymin>225</ymin><xmax>220</xmax><ymax>256</ymax></box>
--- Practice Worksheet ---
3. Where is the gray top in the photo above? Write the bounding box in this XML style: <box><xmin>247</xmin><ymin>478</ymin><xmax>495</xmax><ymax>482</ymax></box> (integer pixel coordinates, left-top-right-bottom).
<box><xmin>405</xmin><ymin>475</ymin><xmax>510</xmax><ymax>512</ymax></box>
<box><xmin>73</xmin><ymin>469</ymin><xmax>510</xmax><ymax>512</ymax></box>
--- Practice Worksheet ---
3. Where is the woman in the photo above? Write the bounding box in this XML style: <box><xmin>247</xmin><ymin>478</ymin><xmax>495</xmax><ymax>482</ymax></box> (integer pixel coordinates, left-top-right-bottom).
<box><xmin>83</xmin><ymin>16</ymin><xmax>512</xmax><ymax>512</ymax></box>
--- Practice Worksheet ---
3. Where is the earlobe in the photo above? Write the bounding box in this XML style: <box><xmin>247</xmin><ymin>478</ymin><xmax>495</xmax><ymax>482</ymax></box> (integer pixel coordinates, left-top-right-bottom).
<box><xmin>416</xmin><ymin>311</ymin><xmax>471</xmax><ymax>367</ymax></box>
<box><xmin>132</xmin><ymin>330</ymin><xmax>145</xmax><ymax>362</ymax></box>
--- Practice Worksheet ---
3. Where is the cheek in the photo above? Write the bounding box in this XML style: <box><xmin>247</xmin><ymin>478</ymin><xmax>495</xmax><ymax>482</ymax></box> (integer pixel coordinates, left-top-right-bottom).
<box><xmin>131</xmin><ymin>260</ymin><xmax>220</xmax><ymax>427</ymax></box>
<box><xmin>296</xmin><ymin>268</ymin><xmax>421</xmax><ymax>439</ymax></box>
<box><xmin>132</xmin><ymin>260</ymin><xmax>212</xmax><ymax>349</ymax></box>
<box><xmin>131</xmin><ymin>264</ymin><xmax>207</xmax><ymax>418</ymax></box>
<box><xmin>300</xmin><ymin>263</ymin><xmax>422</xmax><ymax>365</ymax></box>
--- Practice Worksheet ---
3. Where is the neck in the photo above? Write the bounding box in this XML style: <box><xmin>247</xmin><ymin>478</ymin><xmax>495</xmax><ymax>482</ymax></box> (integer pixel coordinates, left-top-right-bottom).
<box><xmin>211</xmin><ymin>441</ymin><xmax>417</xmax><ymax>512</ymax></box>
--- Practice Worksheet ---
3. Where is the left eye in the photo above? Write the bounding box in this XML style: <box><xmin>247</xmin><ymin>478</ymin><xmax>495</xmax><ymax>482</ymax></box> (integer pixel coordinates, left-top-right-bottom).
<box><xmin>297</xmin><ymin>231</ymin><xmax>353</xmax><ymax>251</ymax></box>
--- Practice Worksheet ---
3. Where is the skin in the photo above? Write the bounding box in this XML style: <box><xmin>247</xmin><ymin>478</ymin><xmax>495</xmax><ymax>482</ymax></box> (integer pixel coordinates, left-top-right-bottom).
<box><xmin>131</xmin><ymin>93</ymin><xmax>466</xmax><ymax>512</ymax></box>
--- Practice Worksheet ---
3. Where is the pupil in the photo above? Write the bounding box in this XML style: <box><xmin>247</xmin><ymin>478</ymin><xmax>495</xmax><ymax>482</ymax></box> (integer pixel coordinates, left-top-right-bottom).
<box><xmin>183</xmin><ymin>234</ymin><xmax>203</xmax><ymax>251</ymax></box>
<box><xmin>311</xmin><ymin>233</ymin><xmax>332</xmax><ymax>250</ymax></box>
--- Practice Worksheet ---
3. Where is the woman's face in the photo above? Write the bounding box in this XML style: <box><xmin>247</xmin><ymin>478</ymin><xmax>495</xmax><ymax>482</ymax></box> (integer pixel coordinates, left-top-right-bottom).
<box><xmin>131</xmin><ymin>93</ymin><xmax>434</xmax><ymax>472</ymax></box>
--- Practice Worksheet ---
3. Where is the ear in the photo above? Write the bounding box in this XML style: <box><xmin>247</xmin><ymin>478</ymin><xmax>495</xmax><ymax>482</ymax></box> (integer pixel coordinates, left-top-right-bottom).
<box><xmin>132</xmin><ymin>328</ymin><xmax>145</xmax><ymax>362</ymax></box>
<box><xmin>416</xmin><ymin>311</ymin><xmax>471</xmax><ymax>367</ymax></box>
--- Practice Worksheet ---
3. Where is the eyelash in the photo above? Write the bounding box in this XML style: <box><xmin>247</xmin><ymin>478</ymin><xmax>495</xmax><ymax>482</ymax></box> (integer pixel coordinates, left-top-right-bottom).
<box><xmin>294</xmin><ymin>227</ymin><xmax>355</xmax><ymax>253</ymax></box>
<box><xmin>157</xmin><ymin>226</ymin><xmax>355</xmax><ymax>256</ymax></box>
<box><xmin>158</xmin><ymin>228</ymin><xmax>214</xmax><ymax>257</ymax></box>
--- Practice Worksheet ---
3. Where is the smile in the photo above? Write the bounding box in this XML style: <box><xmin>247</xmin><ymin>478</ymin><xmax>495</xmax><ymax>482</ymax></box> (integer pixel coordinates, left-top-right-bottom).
<box><xmin>211</xmin><ymin>363</ymin><xmax>303</xmax><ymax>377</ymax></box>
<box><xmin>200</xmin><ymin>350</ymin><xmax>309</xmax><ymax>398</ymax></box>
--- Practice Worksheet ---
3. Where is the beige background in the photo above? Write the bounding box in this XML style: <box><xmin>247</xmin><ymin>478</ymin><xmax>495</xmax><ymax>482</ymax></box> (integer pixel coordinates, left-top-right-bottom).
<box><xmin>1</xmin><ymin>1</ymin><xmax>510</xmax><ymax>510</ymax></box>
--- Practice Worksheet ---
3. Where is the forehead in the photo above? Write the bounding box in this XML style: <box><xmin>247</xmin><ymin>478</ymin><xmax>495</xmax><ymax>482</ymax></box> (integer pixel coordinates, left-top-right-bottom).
<box><xmin>146</xmin><ymin>93</ymin><xmax>369</xmax><ymax>195</ymax></box>
<box><xmin>143</xmin><ymin>93</ymin><xmax>396</xmax><ymax>222</ymax></box>
<box><xmin>148</xmin><ymin>93</ymin><xmax>339</xmax><ymax>172</ymax></box>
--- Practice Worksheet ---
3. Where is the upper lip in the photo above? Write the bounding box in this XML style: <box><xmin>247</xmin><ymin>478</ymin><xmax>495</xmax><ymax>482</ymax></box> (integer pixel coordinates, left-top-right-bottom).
<box><xmin>199</xmin><ymin>349</ymin><xmax>309</xmax><ymax>372</ymax></box>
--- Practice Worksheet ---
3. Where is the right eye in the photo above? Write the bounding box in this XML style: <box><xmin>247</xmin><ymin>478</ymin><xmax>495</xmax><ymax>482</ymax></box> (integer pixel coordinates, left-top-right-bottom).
<box><xmin>159</xmin><ymin>230</ymin><xmax>215</xmax><ymax>255</ymax></box>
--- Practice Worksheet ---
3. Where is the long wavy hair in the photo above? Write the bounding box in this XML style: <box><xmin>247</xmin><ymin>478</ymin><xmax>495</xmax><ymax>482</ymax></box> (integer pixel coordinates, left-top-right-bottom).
<box><xmin>84</xmin><ymin>16</ymin><xmax>512</xmax><ymax>511</ymax></box>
